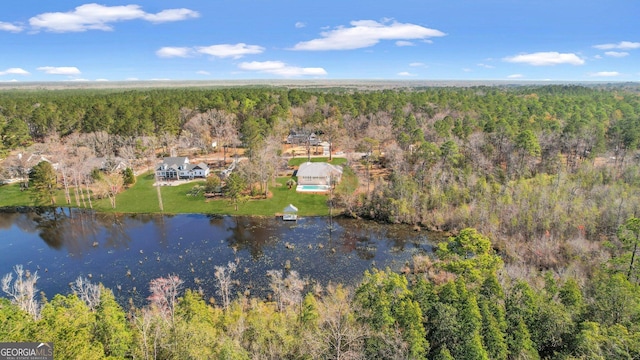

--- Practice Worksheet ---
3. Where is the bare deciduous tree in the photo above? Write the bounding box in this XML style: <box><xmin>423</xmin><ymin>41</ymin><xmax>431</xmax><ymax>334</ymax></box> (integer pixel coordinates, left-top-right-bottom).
<box><xmin>267</xmin><ymin>269</ymin><xmax>306</xmax><ymax>311</ymax></box>
<box><xmin>147</xmin><ymin>275</ymin><xmax>184</xmax><ymax>324</ymax></box>
<box><xmin>243</xmin><ymin>135</ymin><xmax>281</xmax><ymax>198</ymax></box>
<box><xmin>1</xmin><ymin>264</ymin><xmax>40</xmax><ymax>319</ymax></box>
<box><xmin>118</xmin><ymin>143</ymin><xmax>137</xmax><ymax>169</ymax></box>
<box><xmin>95</xmin><ymin>172</ymin><xmax>124</xmax><ymax>209</ymax></box>
<box><xmin>89</xmin><ymin>131</ymin><xmax>116</xmax><ymax>158</ymax></box>
<box><xmin>202</xmin><ymin>109</ymin><xmax>239</xmax><ymax>163</ymax></box>
<box><xmin>305</xmin><ymin>284</ymin><xmax>367</xmax><ymax>360</ymax></box>
<box><xmin>214</xmin><ymin>261</ymin><xmax>237</xmax><ymax>310</ymax></box>
<box><xmin>132</xmin><ymin>307</ymin><xmax>162</xmax><ymax>360</ymax></box>
<box><xmin>71</xmin><ymin>276</ymin><xmax>102</xmax><ymax>311</ymax></box>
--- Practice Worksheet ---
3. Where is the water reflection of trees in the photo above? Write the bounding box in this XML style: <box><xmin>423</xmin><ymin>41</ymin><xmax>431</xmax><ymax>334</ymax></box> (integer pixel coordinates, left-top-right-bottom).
<box><xmin>95</xmin><ymin>213</ymin><xmax>133</xmax><ymax>251</ymax></box>
<box><xmin>332</xmin><ymin>218</ymin><xmax>425</xmax><ymax>259</ymax></box>
<box><xmin>0</xmin><ymin>212</ymin><xmax>21</xmax><ymax>230</ymax></box>
<box><xmin>7</xmin><ymin>208</ymin><xmax>136</xmax><ymax>257</ymax></box>
<box><xmin>221</xmin><ymin>217</ymin><xmax>281</xmax><ymax>259</ymax></box>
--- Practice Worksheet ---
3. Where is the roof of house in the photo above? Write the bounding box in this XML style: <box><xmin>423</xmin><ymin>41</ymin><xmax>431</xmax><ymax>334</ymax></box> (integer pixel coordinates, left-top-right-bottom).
<box><xmin>283</xmin><ymin>204</ymin><xmax>298</xmax><ymax>213</ymax></box>
<box><xmin>297</xmin><ymin>162</ymin><xmax>342</xmax><ymax>177</ymax></box>
<box><xmin>187</xmin><ymin>163</ymin><xmax>209</xmax><ymax>171</ymax></box>
<box><xmin>160</xmin><ymin>157</ymin><xmax>189</xmax><ymax>167</ymax></box>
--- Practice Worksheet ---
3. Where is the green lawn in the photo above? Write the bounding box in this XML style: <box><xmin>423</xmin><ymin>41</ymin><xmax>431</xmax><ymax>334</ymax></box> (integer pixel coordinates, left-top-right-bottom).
<box><xmin>1</xmin><ymin>171</ymin><xmax>335</xmax><ymax>216</ymax></box>
<box><xmin>288</xmin><ymin>157</ymin><xmax>347</xmax><ymax>167</ymax></box>
<box><xmin>92</xmin><ymin>173</ymin><xmax>330</xmax><ymax>216</ymax></box>
<box><xmin>0</xmin><ymin>183</ymin><xmax>37</xmax><ymax>207</ymax></box>
<box><xmin>0</xmin><ymin>182</ymin><xmax>69</xmax><ymax>207</ymax></box>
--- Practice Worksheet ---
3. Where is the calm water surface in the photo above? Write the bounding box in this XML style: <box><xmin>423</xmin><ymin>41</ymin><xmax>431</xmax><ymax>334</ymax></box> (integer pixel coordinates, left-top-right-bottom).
<box><xmin>0</xmin><ymin>208</ymin><xmax>434</xmax><ymax>305</ymax></box>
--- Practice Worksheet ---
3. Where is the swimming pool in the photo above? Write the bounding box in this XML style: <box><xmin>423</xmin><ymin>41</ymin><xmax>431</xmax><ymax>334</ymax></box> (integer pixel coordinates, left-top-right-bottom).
<box><xmin>296</xmin><ymin>184</ymin><xmax>330</xmax><ymax>192</ymax></box>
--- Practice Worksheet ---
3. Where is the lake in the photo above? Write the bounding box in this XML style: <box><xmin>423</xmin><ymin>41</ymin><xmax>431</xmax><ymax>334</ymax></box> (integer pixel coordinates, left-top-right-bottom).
<box><xmin>0</xmin><ymin>208</ymin><xmax>435</xmax><ymax>305</ymax></box>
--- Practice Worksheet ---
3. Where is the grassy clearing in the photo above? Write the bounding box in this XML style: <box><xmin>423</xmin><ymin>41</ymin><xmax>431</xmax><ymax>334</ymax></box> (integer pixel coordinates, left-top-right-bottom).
<box><xmin>287</xmin><ymin>157</ymin><xmax>348</xmax><ymax>167</ymax></box>
<box><xmin>0</xmin><ymin>183</ymin><xmax>37</xmax><ymax>207</ymax></box>
<box><xmin>0</xmin><ymin>182</ymin><xmax>71</xmax><ymax>207</ymax></box>
<box><xmin>1</xmin><ymin>171</ymin><xmax>335</xmax><ymax>216</ymax></box>
<box><xmin>93</xmin><ymin>173</ymin><xmax>330</xmax><ymax>216</ymax></box>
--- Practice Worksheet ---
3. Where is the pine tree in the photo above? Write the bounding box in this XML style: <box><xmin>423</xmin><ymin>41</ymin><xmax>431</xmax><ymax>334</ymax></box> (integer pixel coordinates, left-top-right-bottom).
<box><xmin>29</xmin><ymin>161</ymin><xmax>57</xmax><ymax>205</ymax></box>
<box><xmin>454</xmin><ymin>278</ymin><xmax>489</xmax><ymax>360</ymax></box>
<box><xmin>479</xmin><ymin>299</ymin><xmax>508</xmax><ymax>360</ymax></box>
<box><xmin>299</xmin><ymin>292</ymin><xmax>319</xmax><ymax>327</ymax></box>
<box><xmin>95</xmin><ymin>286</ymin><xmax>133</xmax><ymax>358</ymax></box>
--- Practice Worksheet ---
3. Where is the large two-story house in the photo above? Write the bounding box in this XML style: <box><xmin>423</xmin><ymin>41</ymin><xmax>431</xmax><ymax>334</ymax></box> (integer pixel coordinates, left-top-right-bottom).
<box><xmin>156</xmin><ymin>157</ymin><xmax>209</xmax><ymax>180</ymax></box>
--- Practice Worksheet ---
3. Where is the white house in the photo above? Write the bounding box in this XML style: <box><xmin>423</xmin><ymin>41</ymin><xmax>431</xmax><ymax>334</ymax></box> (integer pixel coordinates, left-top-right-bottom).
<box><xmin>156</xmin><ymin>157</ymin><xmax>210</xmax><ymax>180</ymax></box>
<box><xmin>296</xmin><ymin>162</ymin><xmax>342</xmax><ymax>187</ymax></box>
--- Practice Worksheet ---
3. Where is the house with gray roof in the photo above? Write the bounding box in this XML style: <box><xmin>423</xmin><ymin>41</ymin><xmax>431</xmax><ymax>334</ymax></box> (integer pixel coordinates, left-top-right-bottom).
<box><xmin>156</xmin><ymin>157</ymin><xmax>209</xmax><ymax>180</ymax></box>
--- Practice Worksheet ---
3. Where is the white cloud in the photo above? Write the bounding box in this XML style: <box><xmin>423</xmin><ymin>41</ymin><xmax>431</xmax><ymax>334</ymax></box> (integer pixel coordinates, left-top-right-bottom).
<box><xmin>295</xmin><ymin>22</ymin><xmax>306</xmax><ymax>28</ymax></box>
<box><xmin>143</xmin><ymin>9</ymin><xmax>199</xmax><ymax>23</ymax></box>
<box><xmin>507</xmin><ymin>74</ymin><xmax>524</xmax><ymax>79</ymax></box>
<box><xmin>409</xmin><ymin>62</ymin><xmax>426</xmax><ymax>67</ymax></box>
<box><xmin>29</xmin><ymin>3</ymin><xmax>199</xmax><ymax>32</ymax></box>
<box><xmin>604</xmin><ymin>51</ymin><xmax>629</xmax><ymax>58</ymax></box>
<box><xmin>0</xmin><ymin>79</ymin><xmax>20</xmax><ymax>83</ymax></box>
<box><xmin>477</xmin><ymin>63</ymin><xmax>495</xmax><ymax>69</ymax></box>
<box><xmin>125</xmin><ymin>77</ymin><xmax>139</xmax><ymax>81</ymax></box>
<box><xmin>463</xmin><ymin>68</ymin><xmax>472</xmax><ymax>72</ymax></box>
<box><xmin>238</xmin><ymin>61</ymin><xmax>327</xmax><ymax>77</ymax></box>
<box><xmin>291</xmin><ymin>19</ymin><xmax>445</xmax><ymax>51</ymax></box>
<box><xmin>37</xmin><ymin>66</ymin><xmax>81</xmax><ymax>75</ymax></box>
<box><xmin>503</xmin><ymin>52</ymin><xmax>585</xmax><ymax>66</ymax></box>
<box><xmin>593</xmin><ymin>41</ymin><xmax>640</xmax><ymax>50</ymax></box>
<box><xmin>397</xmin><ymin>71</ymin><xmax>416</xmax><ymax>76</ymax></box>
<box><xmin>197</xmin><ymin>43</ymin><xmax>264</xmax><ymax>59</ymax></box>
<box><xmin>396</xmin><ymin>41</ymin><xmax>414</xmax><ymax>47</ymax></box>
<box><xmin>197</xmin><ymin>70</ymin><xmax>211</xmax><ymax>75</ymax></box>
<box><xmin>156</xmin><ymin>47</ymin><xmax>193</xmax><ymax>58</ymax></box>
<box><xmin>0</xmin><ymin>68</ymin><xmax>30</xmax><ymax>76</ymax></box>
<box><xmin>95</xmin><ymin>78</ymin><xmax>109</xmax><ymax>82</ymax></box>
<box><xmin>0</xmin><ymin>21</ymin><xmax>24</xmax><ymax>33</ymax></box>
<box><xmin>590</xmin><ymin>71</ymin><xmax>620</xmax><ymax>77</ymax></box>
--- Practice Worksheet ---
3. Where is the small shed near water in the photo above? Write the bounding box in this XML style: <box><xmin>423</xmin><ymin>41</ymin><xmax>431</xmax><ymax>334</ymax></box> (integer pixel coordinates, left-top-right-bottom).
<box><xmin>283</xmin><ymin>204</ymin><xmax>298</xmax><ymax>221</ymax></box>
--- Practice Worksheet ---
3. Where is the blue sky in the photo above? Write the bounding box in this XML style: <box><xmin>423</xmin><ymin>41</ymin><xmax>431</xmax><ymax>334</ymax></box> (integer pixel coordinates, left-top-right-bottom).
<box><xmin>1</xmin><ymin>0</ymin><xmax>639</xmax><ymax>82</ymax></box>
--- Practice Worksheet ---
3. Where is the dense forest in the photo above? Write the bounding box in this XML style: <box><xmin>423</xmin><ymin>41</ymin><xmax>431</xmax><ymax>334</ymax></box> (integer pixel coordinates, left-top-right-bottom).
<box><xmin>2</xmin><ymin>84</ymin><xmax>640</xmax><ymax>358</ymax></box>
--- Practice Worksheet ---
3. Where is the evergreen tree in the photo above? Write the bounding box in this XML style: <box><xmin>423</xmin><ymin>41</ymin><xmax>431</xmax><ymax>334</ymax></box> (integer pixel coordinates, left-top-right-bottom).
<box><xmin>454</xmin><ymin>278</ymin><xmax>489</xmax><ymax>360</ymax></box>
<box><xmin>616</xmin><ymin>217</ymin><xmax>640</xmax><ymax>282</ymax></box>
<box><xmin>35</xmin><ymin>294</ymin><xmax>105</xmax><ymax>360</ymax></box>
<box><xmin>479</xmin><ymin>299</ymin><xmax>508</xmax><ymax>360</ymax></box>
<box><xmin>436</xmin><ymin>228</ymin><xmax>503</xmax><ymax>283</ymax></box>
<box><xmin>299</xmin><ymin>292</ymin><xmax>319</xmax><ymax>327</ymax></box>
<box><xmin>94</xmin><ymin>286</ymin><xmax>133</xmax><ymax>358</ymax></box>
<box><xmin>224</xmin><ymin>172</ymin><xmax>247</xmax><ymax>211</ymax></box>
<box><xmin>122</xmin><ymin>167</ymin><xmax>135</xmax><ymax>187</ymax></box>
<box><xmin>434</xmin><ymin>345</ymin><xmax>455</xmax><ymax>360</ymax></box>
<box><xmin>28</xmin><ymin>161</ymin><xmax>57</xmax><ymax>205</ymax></box>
